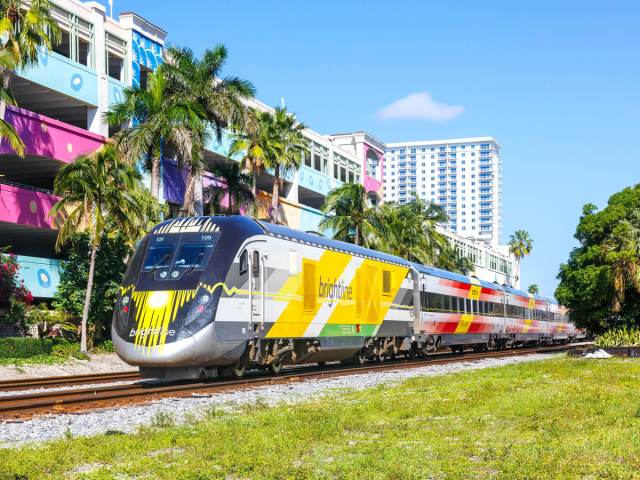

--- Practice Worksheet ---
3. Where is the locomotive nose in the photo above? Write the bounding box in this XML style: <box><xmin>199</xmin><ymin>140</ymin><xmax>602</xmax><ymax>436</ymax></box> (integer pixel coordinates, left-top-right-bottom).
<box><xmin>112</xmin><ymin>323</ymin><xmax>199</xmax><ymax>366</ymax></box>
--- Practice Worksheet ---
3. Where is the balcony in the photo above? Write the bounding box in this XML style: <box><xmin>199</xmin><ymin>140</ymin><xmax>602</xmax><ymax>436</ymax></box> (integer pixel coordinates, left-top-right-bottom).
<box><xmin>0</xmin><ymin>106</ymin><xmax>105</xmax><ymax>164</ymax></box>
<box><xmin>0</xmin><ymin>180</ymin><xmax>60</xmax><ymax>230</ymax></box>
<box><xmin>0</xmin><ymin>180</ymin><xmax>61</xmax><ymax>257</ymax></box>
<box><xmin>15</xmin><ymin>50</ymin><xmax>98</xmax><ymax>107</ymax></box>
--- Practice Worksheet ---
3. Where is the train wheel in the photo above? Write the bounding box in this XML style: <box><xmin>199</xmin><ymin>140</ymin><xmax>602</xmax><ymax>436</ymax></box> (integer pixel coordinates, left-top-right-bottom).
<box><xmin>269</xmin><ymin>359</ymin><xmax>283</xmax><ymax>375</ymax></box>
<box><xmin>354</xmin><ymin>350</ymin><xmax>366</xmax><ymax>366</ymax></box>
<box><xmin>225</xmin><ymin>362</ymin><xmax>245</xmax><ymax>379</ymax></box>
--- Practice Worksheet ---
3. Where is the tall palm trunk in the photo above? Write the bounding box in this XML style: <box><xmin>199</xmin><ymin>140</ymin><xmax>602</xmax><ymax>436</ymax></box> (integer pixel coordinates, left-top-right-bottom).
<box><xmin>354</xmin><ymin>224</ymin><xmax>360</xmax><ymax>246</ymax></box>
<box><xmin>80</xmin><ymin>242</ymin><xmax>98</xmax><ymax>354</ymax></box>
<box><xmin>150</xmin><ymin>157</ymin><xmax>161</xmax><ymax>200</ymax></box>
<box><xmin>180</xmin><ymin>173</ymin><xmax>196</xmax><ymax>216</ymax></box>
<box><xmin>271</xmin><ymin>165</ymin><xmax>280</xmax><ymax>223</ymax></box>
<box><xmin>194</xmin><ymin>173</ymin><xmax>203</xmax><ymax>216</ymax></box>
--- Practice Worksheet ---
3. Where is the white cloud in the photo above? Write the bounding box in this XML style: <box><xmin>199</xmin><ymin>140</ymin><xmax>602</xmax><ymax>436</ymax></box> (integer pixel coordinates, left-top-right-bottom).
<box><xmin>375</xmin><ymin>92</ymin><xmax>464</xmax><ymax>122</ymax></box>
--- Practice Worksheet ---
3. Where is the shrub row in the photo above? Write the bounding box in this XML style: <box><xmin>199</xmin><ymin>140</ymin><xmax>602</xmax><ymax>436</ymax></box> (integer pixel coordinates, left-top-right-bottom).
<box><xmin>0</xmin><ymin>337</ymin><xmax>54</xmax><ymax>358</ymax></box>
<box><xmin>595</xmin><ymin>327</ymin><xmax>640</xmax><ymax>348</ymax></box>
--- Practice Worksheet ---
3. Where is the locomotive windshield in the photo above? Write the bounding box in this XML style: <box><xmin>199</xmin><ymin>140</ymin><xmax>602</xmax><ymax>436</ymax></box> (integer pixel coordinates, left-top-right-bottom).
<box><xmin>143</xmin><ymin>245</ymin><xmax>173</xmax><ymax>270</ymax></box>
<box><xmin>173</xmin><ymin>243</ymin><xmax>212</xmax><ymax>270</ymax></box>
<box><xmin>141</xmin><ymin>232</ymin><xmax>220</xmax><ymax>275</ymax></box>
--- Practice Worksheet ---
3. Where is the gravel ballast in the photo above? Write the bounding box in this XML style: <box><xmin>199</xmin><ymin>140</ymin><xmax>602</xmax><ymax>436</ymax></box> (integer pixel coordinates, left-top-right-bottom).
<box><xmin>0</xmin><ymin>353</ymin><xmax>558</xmax><ymax>447</ymax></box>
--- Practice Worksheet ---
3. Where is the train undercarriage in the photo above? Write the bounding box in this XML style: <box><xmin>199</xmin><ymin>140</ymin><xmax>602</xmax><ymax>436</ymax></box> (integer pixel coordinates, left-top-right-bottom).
<box><xmin>138</xmin><ymin>333</ymin><xmax>579</xmax><ymax>381</ymax></box>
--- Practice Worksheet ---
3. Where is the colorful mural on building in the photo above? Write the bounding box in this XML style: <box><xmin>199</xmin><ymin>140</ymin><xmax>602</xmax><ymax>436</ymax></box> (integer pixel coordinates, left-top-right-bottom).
<box><xmin>131</xmin><ymin>31</ymin><xmax>163</xmax><ymax>88</ymax></box>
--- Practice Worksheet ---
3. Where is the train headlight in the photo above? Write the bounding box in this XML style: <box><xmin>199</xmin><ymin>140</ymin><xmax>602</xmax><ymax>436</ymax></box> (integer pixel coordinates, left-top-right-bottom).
<box><xmin>148</xmin><ymin>291</ymin><xmax>169</xmax><ymax>309</ymax></box>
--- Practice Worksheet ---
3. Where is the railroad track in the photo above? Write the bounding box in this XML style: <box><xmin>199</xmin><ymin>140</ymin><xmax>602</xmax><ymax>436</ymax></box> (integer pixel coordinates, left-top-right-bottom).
<box><xmin>0</xmin><ymin>371</ymin><xmax>140</xmax><ymax>393</ymax></box>
<box><xmin>0</xmin><ymin>344</ymin><xmax>583</xmax><ymax>420</ymax></box>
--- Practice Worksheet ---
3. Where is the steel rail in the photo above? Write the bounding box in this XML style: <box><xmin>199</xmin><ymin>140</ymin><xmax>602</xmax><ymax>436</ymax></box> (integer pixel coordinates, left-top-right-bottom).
<box><xmin>0</xmin><ymin>371</ymin><xmax>140</xmax><ymax>393</ymax></box>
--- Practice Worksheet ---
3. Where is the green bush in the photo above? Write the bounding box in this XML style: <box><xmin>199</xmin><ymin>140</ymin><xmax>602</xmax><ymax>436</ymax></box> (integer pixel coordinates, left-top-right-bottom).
<box><xmin>98</xmin><ymin>339</ymin><xmax>114</xmax><ymax>352</ymax></box>
<box><xmin>595</xmin><ymin>327</ymin><xmax>640</xmax><ymax>347</ymax></box>
<box><xmin>0</xmin><ymin>337</ymin><xmax>53</xmax><ymax>358</ymax></box>
<box><xmin>51</xmin><ymin>340</ymin><xmax>88</xmax><ymax>360</ymax></box>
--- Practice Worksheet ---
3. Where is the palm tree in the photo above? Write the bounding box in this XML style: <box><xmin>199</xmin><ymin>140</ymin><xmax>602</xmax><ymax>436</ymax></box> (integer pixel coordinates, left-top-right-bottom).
<box><xmin>228</xmin><ymin>108</ymin><xmax>272</xmax><ymax>197</ymax></box>
<box><xmin>0</xmin><ymin>0</ymin><xmax>59</xmax><ymax>154</ymax></box>
<box><xmin>320</xmin><ymin>183</ymin><xmax>378</xmax><ymax>246</ymax></box>
<box><xmin>204</xmin><ymin>162</ymin><xmax>254</xmax><ymax>214</ymax></box>
<box><xmin>604</xmin><ymin>209</ymin><xmax>640</xmax><ymax>313</ymax></box>
<box><xmin>266</xmin><ymin>107</ymin><xmax>308</xmax><ymax>223</ymax></box>
<box><xmin>50</xmin><ymin>145</ymin><xmax>150</xmax><ymax>353</ymax></box>
<box><xmin>372</xmin><ymin>200</ymin><xmax>449</xmax><ymax>265</ymax></box>
<box><xmin>0</xmin><ymin>48</ymin><xmax>22</xmax><ymax>155</ymax></box>
<box><xmin>435</xmin><ymin>243</ymin><xmax>475</xmax><ymax>275</ymax></box>
<box><xmin>105</xmin><ymin>69</ymin><xmax>205</xmax><ymax>200</ymax></box>
<box><xmin>160</xmin><ymin>45</ymin><xmax>255</xmax><ymax>216</ymax></box>
<box><xmin>528</xmin><ymin>284</ymin><xmax>540</xmax><ymax>295</ymax></box>
<box><xmin>508</xmin><ymin>230</ymin><xmax>533</xmax><ymax>287</ymax></box>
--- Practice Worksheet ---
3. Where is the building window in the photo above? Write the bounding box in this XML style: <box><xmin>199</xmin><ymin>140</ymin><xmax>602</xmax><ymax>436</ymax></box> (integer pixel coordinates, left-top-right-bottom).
<box><xmin>106</xmin><ymin>33</ymin><xmax>127</xmax><ymax>81</ymax></box>
<box><xmin>51</xmin><ymin>6</ymin><xmax>94</xmax><ymax>68</ymax></box>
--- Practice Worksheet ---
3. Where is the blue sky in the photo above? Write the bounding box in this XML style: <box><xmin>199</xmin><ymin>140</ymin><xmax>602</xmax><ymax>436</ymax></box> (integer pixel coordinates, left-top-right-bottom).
<box><xmin>112</xmin><ymin>0</ymin><xmax>639</xmax><ymax>296</ymax></box>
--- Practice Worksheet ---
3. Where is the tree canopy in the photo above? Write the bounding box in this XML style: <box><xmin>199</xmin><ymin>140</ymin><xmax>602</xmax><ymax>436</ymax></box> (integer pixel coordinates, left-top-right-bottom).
<box><xmin>556</xmin><ymin>184</ymin><xmax>640</xmax><ymax>334</ymax></box>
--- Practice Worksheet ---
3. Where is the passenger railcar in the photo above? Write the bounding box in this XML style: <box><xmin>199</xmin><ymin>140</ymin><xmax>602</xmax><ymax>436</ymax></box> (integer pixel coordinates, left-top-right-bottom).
<box><xmin>112</xmin><ymin>216</ymin><xmax>580</xmax><ymax>380</ymax></box>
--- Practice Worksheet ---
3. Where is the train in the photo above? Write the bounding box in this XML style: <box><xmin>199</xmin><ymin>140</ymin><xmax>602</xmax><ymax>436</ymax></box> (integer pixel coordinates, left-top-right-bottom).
<box><xmin>112</xmin><ymin>216</ymin><xmax>583</xmax><ymax>380</ymax></box>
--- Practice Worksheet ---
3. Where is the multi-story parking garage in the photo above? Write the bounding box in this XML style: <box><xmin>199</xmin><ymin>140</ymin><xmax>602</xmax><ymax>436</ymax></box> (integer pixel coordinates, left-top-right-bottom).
<box><xmin>0</xmin><ymin>0</ymin><xmax>517</xmax><ymax>303</ymax></box>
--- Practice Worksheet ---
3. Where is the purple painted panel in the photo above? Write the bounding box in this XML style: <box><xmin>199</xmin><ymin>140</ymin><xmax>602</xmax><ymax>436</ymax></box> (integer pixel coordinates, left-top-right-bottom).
<box><xmin>0</xmin><ymin>106</ymin><xmax>105</xmax><ymax>163</ymax></box>
<box><xmin>162</xmin><ymin>159</ymin><xmax>188</xmax><ymax>205</ymax></box>
<box><xmin>162</xmin><ymin>159</ymin><xmax>227</xmax><ymax>206</ymax></box>
<box><xmin>0</xmin><ymin>183</ymin><xmax>60</xmax><ymax>229</ymax></box>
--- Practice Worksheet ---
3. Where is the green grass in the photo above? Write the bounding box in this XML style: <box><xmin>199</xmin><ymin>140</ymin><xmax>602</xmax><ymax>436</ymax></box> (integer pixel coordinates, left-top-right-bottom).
<box><xmin>2</xmin><ymin>357</ymin><xmax>640</xmax><ymax>479</ymax></box>
<box><xmin>0</xmin><ymin>342</ymin><xmax>113</xmax><ymax>367</ymax></box>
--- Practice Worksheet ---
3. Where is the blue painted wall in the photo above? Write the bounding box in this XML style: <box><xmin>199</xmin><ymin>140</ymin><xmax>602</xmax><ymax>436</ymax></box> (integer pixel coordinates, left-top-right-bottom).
<box><xmin>131</xmin><ymin>31</ymin><xmax>163</xmax><ymax>88</ymax></box>
<box><xmin>19</xmin><ymin>50</ymin><xmax>98</xmax><ymax>106</ymax></box>
<box><xmin>15</xmin><ymin>255</ymin><xmax>62</xmax><ymax>299</ymax></box>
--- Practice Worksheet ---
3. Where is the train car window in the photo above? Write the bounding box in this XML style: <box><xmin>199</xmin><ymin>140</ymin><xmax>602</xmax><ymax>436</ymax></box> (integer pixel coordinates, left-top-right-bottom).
<box><xmin>303</xmin><ymin>261</ymin><xmax>316</xmax><ymax>311</ymax></box>
<box><xmin>174</xmin><ymin>243</ymin><xmax>212</xmax><ymax>270</ymax></box>
<box><xmin>465</xmin><ymin>298</ymin><xmax>471</xmax><ymax>314</ymax></box>
<box><xmin>429</xmin><ymin>293</ymin><xmax>443</xmax><ymax>311</ymax></box>
<box><xmin>143</xmin><ymin>245</ymin><xmax>173</xmax><ymax>270</ymax></box>
<box><xmin>239</xmin><ymin>250</ymin><xmax>248</xmax><ymax>275</ymax></box>
<box><xmin>382</xmin><ymin>270</ymin><xmax>392</xmax><ymax>296</ymax></box>
<box><xmin>252</xmin><ymin>251</ymin><xmax>260</xmax><ymax>277</ymax></box>
<box><xmin>444</xmin><ymin>296</ymin><xmax>451</xmax><ymax>312</ymax></box>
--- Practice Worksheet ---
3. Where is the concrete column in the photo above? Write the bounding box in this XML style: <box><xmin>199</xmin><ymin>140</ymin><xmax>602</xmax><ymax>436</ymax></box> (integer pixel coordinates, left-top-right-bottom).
<box><xmin>286</xmin><ymin>170</ymin><xmax>299</xmax><ymax>203</ymax></box>
<box><xmin>86</xmin><ymin>2</ymin><xmax>108</xmax><ymax>136</ymax></box>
